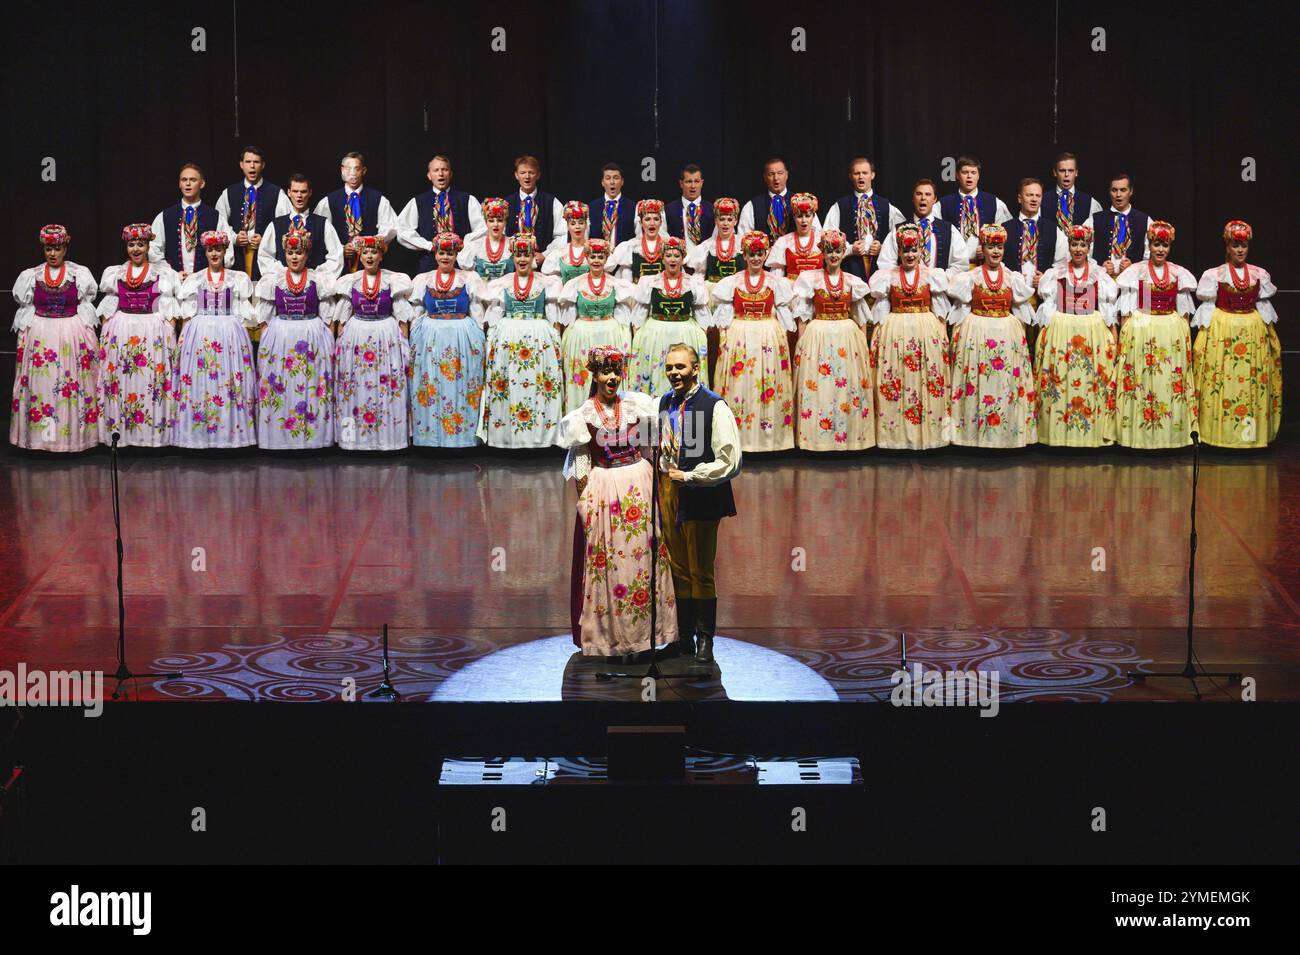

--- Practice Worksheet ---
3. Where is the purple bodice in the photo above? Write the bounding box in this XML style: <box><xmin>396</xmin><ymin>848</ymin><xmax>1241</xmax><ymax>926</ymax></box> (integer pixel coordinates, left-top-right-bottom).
<box><xmin>33</xmin><ymin>280</ymin><xmax>78</xmax><ymax>318</ymax></box>
<box><xmin>351</xmin><ymin>284</ymin><xmax>394</xmax><ymax>319</ymax></box>
<box><xmin>591</xmin><ymin>425</ymin><xmax>645</xmax><ymax>468</ymax></box>
<box><xmin>196</xmin><ymin>285</ymin><xmax>234</xmax><ymax>315</ymax></box>
<box><xmin>275</xmin><ymin>282</ymin><xmax>321</xmax><ymax>319</ymax></box>
<box><xmin>116</xmin><ymin>278</ymin><xmax>162</xmax><ymax>314</ymax></box>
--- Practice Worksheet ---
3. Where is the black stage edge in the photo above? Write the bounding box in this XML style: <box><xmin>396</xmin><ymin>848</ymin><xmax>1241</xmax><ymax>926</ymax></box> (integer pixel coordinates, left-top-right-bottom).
<box><xmin>7</xmin><ymin>702</ymin><xmax>1297</xmax><ymax>865</ymax></box>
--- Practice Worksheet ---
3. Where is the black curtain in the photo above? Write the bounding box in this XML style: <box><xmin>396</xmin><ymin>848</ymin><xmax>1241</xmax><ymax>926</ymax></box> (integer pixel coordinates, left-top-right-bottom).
<box><xmin>3</xmin><ymin>0</ymin><xmax>1297</xmax><ymax>364</ymax></box>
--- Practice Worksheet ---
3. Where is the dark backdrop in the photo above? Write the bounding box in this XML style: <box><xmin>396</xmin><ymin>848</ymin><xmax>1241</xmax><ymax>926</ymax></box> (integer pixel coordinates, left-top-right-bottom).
<box><xmin>3</xmin><ymin>0</ymin><xmax>1297</xmax><ymax>385</ymax></box>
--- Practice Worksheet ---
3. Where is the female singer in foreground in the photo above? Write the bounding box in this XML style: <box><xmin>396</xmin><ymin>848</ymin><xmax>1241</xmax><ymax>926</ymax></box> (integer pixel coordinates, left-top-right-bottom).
<box><xmin>557</xmin><ymin>345</ymin><xmax>678</xmax><ymax>660</ymax></box>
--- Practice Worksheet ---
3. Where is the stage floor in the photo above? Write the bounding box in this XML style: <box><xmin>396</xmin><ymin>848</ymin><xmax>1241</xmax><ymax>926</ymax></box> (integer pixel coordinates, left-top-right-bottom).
<box><xmin>1</xmin><ymin>439</ymin><xmax>1297</xmax><ymax>703</ymax></box>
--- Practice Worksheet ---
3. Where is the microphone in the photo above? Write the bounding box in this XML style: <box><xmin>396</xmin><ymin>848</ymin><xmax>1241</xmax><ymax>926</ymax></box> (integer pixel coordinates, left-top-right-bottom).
<box><xmin>1190</xmin><ymin>429</ymin><xmax>1199</xmax><ymax>446</ymax></box>
<box><xmin>110</xmin><ymin>430</ymin><xmax>121</xmax><ymax>446</ymax></box>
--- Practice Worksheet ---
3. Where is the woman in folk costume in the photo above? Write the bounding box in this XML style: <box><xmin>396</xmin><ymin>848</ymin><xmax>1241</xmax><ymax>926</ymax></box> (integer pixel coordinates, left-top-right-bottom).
<box><xmin>1114</xmin><ymin>220</ymin><xmax>1198</xmax><ymax>449</ymax></box>
<box><xmin>558</xmin><ymin>345</ymin><xmax>677</xmax><ymax>659</ymax></box>
<box><xmin>410</xmin><ymin>232</ymin><xmax>486</xmax><ymax>447</ymax></box>
<box><xmin>790</xmin><ymin>230</ymin><xmax>874</xmax><ymax>450</ymax></box>
<box><xmin>542</xmin><ymin>201</ymin><xmax>593</xmax><ymax>285</ymax></box>
<box><xmin>628</xmin><ymin>235</ymin><xmax>711</xmax><ymax>399</ymax></box>
<box><xmin>172</xmin><ymin>231</ymin><xmax>258</xmax><ymax>448</ymax></box>
<box><xmin>10</xmin><ymin>225</ymin><xmax>102</xmax><ymax>451</ymax></box>
<box><xmin>557</xmin><ymin>238</ymin><xmax>634</xmax><ymax>412</ymax></box>
<box><xmin>332</xmin><ymin>235</ymin><xmax>414</xmax><ymax>451</ymax></box>
<box><xmin>1192</xmin><ymin>220</ymin><xmax>1282</xmax><ymax>448</ymax></box>
<box><xmin>610</xmin><ymin>199</ymin><xmax>668</xmax><ymax>283</ymax></box>
<box><xmin>475</xmin><ymin>233</ymin><xmax>565</xmax><ymax>447</ymax></box>
<box><xmin>867</xmin><ymin>223</ymin><xmax>953</xmax><ymax>450</ymax></box>
<box><xmin>253</xmin><ymin>227</ymin><xmax>336</xmax><ymax>449</ymax></box>
<box><xmin>1034</xmin><ymin>222</ymin><xmax>1119</xmax><ymax>447</ymax></box>
<box><xmin>458</xmin><ymin>197</ymin><xmax>515</xmax><ymax>283</ymax></box>
<box><xmin>947</xmin><ymin>223</ymin><xmax>1038</xmax><ymax>447</ymax></box>
<box><xmin>709</xmin><ymin>231</ymin><xmax>796</xmax><ymax>451</ymax></box>
<box><xmin>766</xmin><ymin>192</ymin><xmax>824</xmax><ymax>280</ymax></box>
<box><xmin>97</xmin><ymin>223</ymin><xmax>179</xmax><ymax>447</ymax></box>
<box><xmin>685</xmin><ymin>196</ymin><xmax>745</xmax><ymax>285</ymax></box>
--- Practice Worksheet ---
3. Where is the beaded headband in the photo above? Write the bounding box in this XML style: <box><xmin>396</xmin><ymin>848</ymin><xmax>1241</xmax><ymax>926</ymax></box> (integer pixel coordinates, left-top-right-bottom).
<box><xmin>481</xmin><ymin>197</ymin><xmax>510</xmax><ymax>219</ymax></box>
<box><xmin>587</xmin><ymin>238</ymin><xmax>611</xmax><ymax>256</ymax></box>
<box><xmin>586</xmin><ymin>345</ymin><xmax>627</xmax><ymax>375</ymax></box>
<box><xmin>121</xmin><ymin>223</ymin><xmax>153</xmax><ymax>243</ymax></box>
<box><xmin>979</xmin><ymin>223</ymin><xmax>1008</xmax><ymax>246</ymax></box>
<box><xmin>433</xmin><ymin>231</ymin><xmax>464</xmax><ymax>253</ymax></box>
<box><xmin>1223</xmin><ymin>220</ymin><xmax>1252</xmax><ymax>242</ymax></box>
<box><xmin>713</xmin><ymin>197</ymin><xmax>740</xmax><ymax>217</ymax></box>
<box><xmin>895</xmin><ymin>223</ymin><xmax>922</xmax><ymax>249</ymax></box>
<box><xmin>563</xmin><ymin>200</ymin><xmax>589</xmax><ymax>222</ymax></box>
<box><xmin>740</xmin><ymin>230</ymin><xmax>770</xmax><ymax>254</ymax></box>
<box><xmin>509</xmin><ymin>233</ymin><xmax>537</xmax><ymax>254</ymax></box>
<box><xmin>636</xmin><ymin>199</ymin><xmax>664</xmax><ymax>218</ymax></box>
<box><xmin>819</xmin><ymin>229</ymin><xmax>847</xmax><ymax>253</ymax></box>
<box><xmin>1148</xmin><ymin>220</ymin><xmax>1175</xmax><ymax>243</ymax></box>
<box><xmin>39</xmin><ymin>224</ymin><xmax>70</xmax><ymax>247</ymax></box>
<box><xmin>1065</xmin><ymin>223</ymin><xmax>1093</xmax><ymax>243</ymax></box>
<box><xmin>282</xmin><ymin>227</ymin><xmax>312</xmax><ymax>252</ymax></box>
<box><xmin>349</xmin><ymin>235</ymin><xmax>387</xmax><ymax>253</ymax></box>
<box><xmin>663</xmin><ymin>235</ymin><xmax>688</xmax><ymax>254</ymax></box>
<box><xmin>790</xmin><ymin>192</ymin><xmax>818</xmax><ymax>215</ymax></box>
<box><xmin>201</xmin><ymin>230</ymin><xmax>230</xmax><ymax>249</ymax></box>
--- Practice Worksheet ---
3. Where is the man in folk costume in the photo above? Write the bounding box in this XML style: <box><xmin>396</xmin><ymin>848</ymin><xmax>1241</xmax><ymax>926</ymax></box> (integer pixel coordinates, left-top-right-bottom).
<box><xmin>657</xmin><ymin>344</ymin><xmax>742</xmax><ymax>664</ymax></box>
<box><xmin>665</xmin><ymin>164</ymin><xmax>713</xmax><ymax>247</ymax></box>
<box><xmin>738</xmin><ymin>157</ymin><xmax>822</xmax><ymax>241</ymax></box>
<box><xmin>937</xmin><ymin>155</ymin><xmax>1012</xmax><ymax>264</ymax></box>
<box><xmin>589</xmin><ymin>163</ymin><xmax>638</xmax><ymax>245</ymax></box>
<box><xmin>396</xmin><ymin>154</ymin><xmax>486</xmax><ymax>274</ymax></box>
<box><xmin>214</xmin><ymin>145</ymin><xmax>291</xmax><ymax>284</ymax></box>
<box><xmin>875</xmin><ymin>179</ymin><xmax>970</xmax><ymax>273</ymax></box>
<box><xmin>1091</xmin><ymin>172</ymin><xmax>1149</xmax><ymax>279</ymax></box>
<box><xmin>1050</xmin><ymin>151</ymin><xmax>1102</xmax><ymax>232</ymax></box>
<box><xmin>149</xmin><ymin>162</ymin><xmax>233</xmax><ymax>281</ymax></box>
<box><xmin>258</xmin><ymin>173</ymin><xmax>345</xmax><ymax>279</ymax></box>
<box><xmin>823</xmin><ymin>157</ymin><xmax>904</xmax><ymax>280</ymax></box>
<box><xmin>315</xmin><ymin>151</ymin><xmax>399</xmax><ymax>275</ymax></box>
<box><xmin>506</xmin><ymin>154</ymin><xmax>566</xmax><ymax>264</ymax></box>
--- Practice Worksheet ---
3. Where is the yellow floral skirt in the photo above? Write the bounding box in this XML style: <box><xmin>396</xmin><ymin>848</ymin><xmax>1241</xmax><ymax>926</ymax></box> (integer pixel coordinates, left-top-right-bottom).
<box><xmin>1115</xmin><ymin>311</ymin><xmax>1196</xmax><ymax>449</ymax></box>
<box><xmin>1034</xmin><ymin>311</ymin><xmax>1117</xmax><ymax>447</ymax></box>
<box><xmin>1192</xmin><ymin>309</ymin><xmax>1282</xmax><ymax>448</ymax></box>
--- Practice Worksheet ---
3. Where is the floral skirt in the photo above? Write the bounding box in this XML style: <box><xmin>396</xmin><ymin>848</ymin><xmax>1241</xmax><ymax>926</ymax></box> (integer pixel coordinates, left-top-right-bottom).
<box><xmin>97</xmin><ymin>311</ymin><xmax>175</xmax><ymax>447</ymax></box>
<box><xmin>170</xmin><ymin>313</ymin><xmax>257</xmax><ymax>449</ymax></box>
<box><xmin>1115</xmin><ymin>311</ymin><xmax>1197</xmax><ymax>449</ymax></box>
<box><xmin>718</xmin><ymin>317</ymin><xmax>794</xmax><ymax>452</ymax></box>
<box><xmin>627</xmin><ymin>316</ymin><xmax>709</xmax><ymax>400</ymax></box>
<box><xmin>793</xmin><ymin>317</ymin><xmax>874</xmax><ymax>450</ymax></box>
<box><xmin>575</xmin><ymin>458</ymin><xmax>678</xmax><ymax>656</ymax></box>
<box><xmin>10</xmin><ymin>315</ymin><xmax>102</xmax><ymax>452</ymax></box>
<box><xmin>949</xmin><ymin>313</ymin><xmax>1036</xmax><ymax>448</ymax></box>
<box><xmin>1192</xmin><ymin>308</ymin><xmax>1282</xmax><ymax>448</ymax></box>
<box><xmin>257</xmin><ymin>316</ymin><xmax>335</xmax><ymax>450</ymax></box>
<box><xmin>1034</xmin><ymin>311</ymin><xmax>1118</xmax><ymax>447</ymax></box>
<box><xmin>334</xmin><ymin>316</ymin><xmax>411</xmax><ymax>451</ymax></box>
<box><xmin>870</xmin><ymin>310</ymin><xmax>951</xmax><ymax>450</ymax></box>
<box><xmin>410</xmin><ymin>315</ymin><xmax>485</xmax><ymax>448</ymax></box>
<box><xmin>476</xmin><ymin>318</ymin><xmax>563</xmax><ymax>448</ymax></box>
<box><xmin>561</xmin><ymin>317</ymin><xmax>632</xmax><ymax>413</ymax></box>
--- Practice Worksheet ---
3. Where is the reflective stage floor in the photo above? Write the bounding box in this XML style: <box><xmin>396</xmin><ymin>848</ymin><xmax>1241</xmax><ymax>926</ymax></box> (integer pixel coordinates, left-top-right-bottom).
<box><xmin>2</xmin><ymin>439</ymin><xmax>1298</xmax><ymax>703</ymax></box>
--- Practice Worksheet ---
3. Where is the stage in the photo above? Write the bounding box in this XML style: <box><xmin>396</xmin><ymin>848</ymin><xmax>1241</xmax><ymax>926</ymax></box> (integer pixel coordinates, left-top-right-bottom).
<box><xmin>1</xmin><ymin>438</ymin><xmax>1298</xmax><ymax>704</ymax></box>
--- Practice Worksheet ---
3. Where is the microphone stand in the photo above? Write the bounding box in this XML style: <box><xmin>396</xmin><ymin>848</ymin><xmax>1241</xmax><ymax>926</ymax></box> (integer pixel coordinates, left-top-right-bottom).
<box><xmin>106</xmin><ymin>432</ymin><xmax>183</xmax><ymax>700</ymax></box>
<box><xmin>1128</xmin><ymin>431</ymin><xmax>1242</xmax><ymax>699</ymax></box>
<box><xmin>367</xmin><ymin>623</ymin><xmax>400</xmax><ymax>700</ymax></box>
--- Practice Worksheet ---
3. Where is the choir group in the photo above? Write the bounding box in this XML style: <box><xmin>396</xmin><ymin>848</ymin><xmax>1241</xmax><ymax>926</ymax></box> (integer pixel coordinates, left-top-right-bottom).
<box><xmin>9</xmin><ymin>148</ymin><xmax>1282</xmax><ymax>455</ymax></box>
